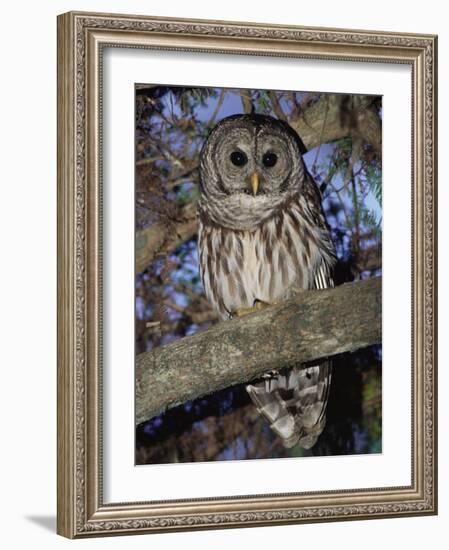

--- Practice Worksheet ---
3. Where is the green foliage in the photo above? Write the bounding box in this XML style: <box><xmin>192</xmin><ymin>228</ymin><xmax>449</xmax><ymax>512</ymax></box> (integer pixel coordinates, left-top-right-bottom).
<box><xmin>359</xmin><ymin>206</ymin><xmax>382</xmax><ymax>239</ymax></box>
<box><xmin>253</xmin><ymin>90</ymin><xmax>272</xmax><ymax>114</ymax></box>
<box><xmin>365</xmin><ymin>163</ymin><xmax>382</xmax><ymax>206</ymax></box>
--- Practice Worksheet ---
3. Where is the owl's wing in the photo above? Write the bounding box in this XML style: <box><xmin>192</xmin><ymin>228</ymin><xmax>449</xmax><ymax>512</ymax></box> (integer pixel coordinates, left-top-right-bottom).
<box><xmin>246</xmin><ymin>262</ymin><xmax>334</xmax><ymax>449</ymax></box>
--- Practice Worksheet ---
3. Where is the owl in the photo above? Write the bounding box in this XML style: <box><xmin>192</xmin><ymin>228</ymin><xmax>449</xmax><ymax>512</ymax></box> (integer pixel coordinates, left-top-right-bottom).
<box><xmin>197</xmin><ymin>113</ymin><xmax>336</xmax><ymax>449</ymax></box>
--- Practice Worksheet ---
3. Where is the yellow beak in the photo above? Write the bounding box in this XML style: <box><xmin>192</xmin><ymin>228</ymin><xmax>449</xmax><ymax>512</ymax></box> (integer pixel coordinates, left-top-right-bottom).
<box><xmin>250</xmin><ymin>171</ymin><xmax>260</xmax><ymax>196</ymax></box>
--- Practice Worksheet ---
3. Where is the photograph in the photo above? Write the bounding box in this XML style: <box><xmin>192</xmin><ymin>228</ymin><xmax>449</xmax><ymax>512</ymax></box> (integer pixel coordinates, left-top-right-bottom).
<box><xmin>135</xmin><ymin>85</ymin><xmax>383</xmax><ymax>465</ymax></box>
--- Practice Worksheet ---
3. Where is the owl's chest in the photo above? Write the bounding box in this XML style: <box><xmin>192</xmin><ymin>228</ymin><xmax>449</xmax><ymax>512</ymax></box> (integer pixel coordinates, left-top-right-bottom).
<box><xmin>199</xmin><ymin>215</ymin><xmax>321</xmax><ymax>318</ymax></box>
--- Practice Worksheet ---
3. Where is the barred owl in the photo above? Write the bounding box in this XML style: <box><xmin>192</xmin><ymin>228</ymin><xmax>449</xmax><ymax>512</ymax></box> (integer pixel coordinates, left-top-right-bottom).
<box><xmin>197</xmin><ymin>114</ymin><xmax>336</xmax><ymax>449</ymax></box>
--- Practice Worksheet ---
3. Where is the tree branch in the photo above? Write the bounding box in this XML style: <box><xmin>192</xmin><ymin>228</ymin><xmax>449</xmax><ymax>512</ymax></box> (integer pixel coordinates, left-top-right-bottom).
<box><xmin>136</xmin><ymin>277</ymin><xmax>381</xmax><ymax>425</ymax></box>
<box><xmin>268</xmin><ymin>91</ymin><xmax>288</xmax><ymax>122</ymax></box>
<box><xmin>291</xmin><ymin>95</ymin><xmax>381</xmax><ymax>154</ymax></box>
<box><xmin>135</xmin><ymin>201</ymin><xmax>198</xmax><ymax>273</ymax></box>
<box><xmin>239</xmin><ymin>90</ymin><xmax>254</xmax><ymax>114</ymax></box>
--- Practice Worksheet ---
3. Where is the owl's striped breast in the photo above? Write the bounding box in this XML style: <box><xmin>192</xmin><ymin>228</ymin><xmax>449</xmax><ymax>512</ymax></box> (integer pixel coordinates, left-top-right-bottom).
<box><xmin>198</xmin><ymin>201</ymin><xmax>331</xmax><ymax>319</ymax></box>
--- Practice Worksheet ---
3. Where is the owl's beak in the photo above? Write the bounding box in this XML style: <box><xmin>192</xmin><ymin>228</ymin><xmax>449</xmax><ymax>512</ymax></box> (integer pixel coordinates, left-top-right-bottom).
<box><xmin>250</xmin><ymin>171</ymin><xmax>260</xmax><ymax>196</ymax></box>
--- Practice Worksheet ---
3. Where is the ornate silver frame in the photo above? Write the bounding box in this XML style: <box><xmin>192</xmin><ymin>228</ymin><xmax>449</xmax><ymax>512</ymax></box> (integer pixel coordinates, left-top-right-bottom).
<box><xmin>57</xmin><ymin>11</ymin><xmax>438</xmax><ymax>538</ymax></box>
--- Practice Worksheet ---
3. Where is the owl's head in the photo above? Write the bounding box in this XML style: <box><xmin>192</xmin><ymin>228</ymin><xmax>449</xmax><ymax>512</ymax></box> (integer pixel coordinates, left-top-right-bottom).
<box><xmin>198</xmin><ymin>114</ymin><xmax>307</xmax><ymax>230</ymax></box>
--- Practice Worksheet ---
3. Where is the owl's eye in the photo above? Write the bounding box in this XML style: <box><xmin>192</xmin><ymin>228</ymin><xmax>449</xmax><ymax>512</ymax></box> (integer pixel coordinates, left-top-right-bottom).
<box><xmin>230</xmin><ymin>151</ymin><xmax>248</xmax><ymax>167</ymax></box>
<box><xmin>262</xmin><ymin>152</ymin><xmax>278</xmax><ymax>168</ymax></box>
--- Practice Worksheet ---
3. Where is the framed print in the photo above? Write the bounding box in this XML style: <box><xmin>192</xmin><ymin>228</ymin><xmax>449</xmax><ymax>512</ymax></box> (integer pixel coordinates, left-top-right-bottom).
<box><xmin>57</xmin><ymin>11</ymin><xmax>437</xmax><ymax>538</ymax></box>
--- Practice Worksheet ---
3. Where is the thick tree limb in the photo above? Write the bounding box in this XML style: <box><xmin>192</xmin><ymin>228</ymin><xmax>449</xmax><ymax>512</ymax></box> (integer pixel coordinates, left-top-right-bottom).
<box><xmin>291</xmin><ymin>94</ymin><xmax>381</xmax><ymax>154</ymax></box>
<box><xmin>136</xmin><ymin>277</ymin><xmax>381</xmax><ymax>425</ymax></box>
<box><xmin>135</xmin><ymin>201</ymin><xmax>197</xmax><ymax>273</ymax></box>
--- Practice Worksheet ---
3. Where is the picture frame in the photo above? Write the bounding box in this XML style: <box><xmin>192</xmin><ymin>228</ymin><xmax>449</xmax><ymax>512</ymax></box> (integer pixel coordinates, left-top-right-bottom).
<box><xmin>57</xmin><ymin>11</ymin><xmax>437</xmax><ymax>538</ymax></box>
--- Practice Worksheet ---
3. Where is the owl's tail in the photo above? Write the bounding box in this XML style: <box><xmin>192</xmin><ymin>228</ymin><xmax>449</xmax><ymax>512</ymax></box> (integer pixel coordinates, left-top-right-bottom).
<box><xmin>246</xmin><ymin>362</ymin><xmax>332</xmax><ymax>449</ymax></box>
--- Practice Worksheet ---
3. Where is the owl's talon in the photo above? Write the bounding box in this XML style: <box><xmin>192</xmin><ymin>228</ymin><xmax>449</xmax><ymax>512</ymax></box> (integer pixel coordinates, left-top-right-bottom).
<box><xmin>232</xmin><ymin>306</ymin><xmax>259</xmax><ymax>318</ymax></box>
<box><xmin>232</xmin><ymin>300</ymin><xmax>274</xmax><ymax>318</ymax></box>
<box><xmin>253</xmin><ymin>299</ymin><xmax>274</xmax><ymax>310</ymax></box>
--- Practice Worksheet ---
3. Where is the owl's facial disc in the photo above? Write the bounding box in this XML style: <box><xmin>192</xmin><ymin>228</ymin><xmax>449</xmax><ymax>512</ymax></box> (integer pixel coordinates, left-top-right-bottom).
<box><xmin>199</xmin><ymin>114</ymin><xmax>306</xmax><ymax>229</ymax></box>
<box><xmin>212</xmin><ymin>128</ymin><xmax>297</xmax><ymax>199</ymax></box>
